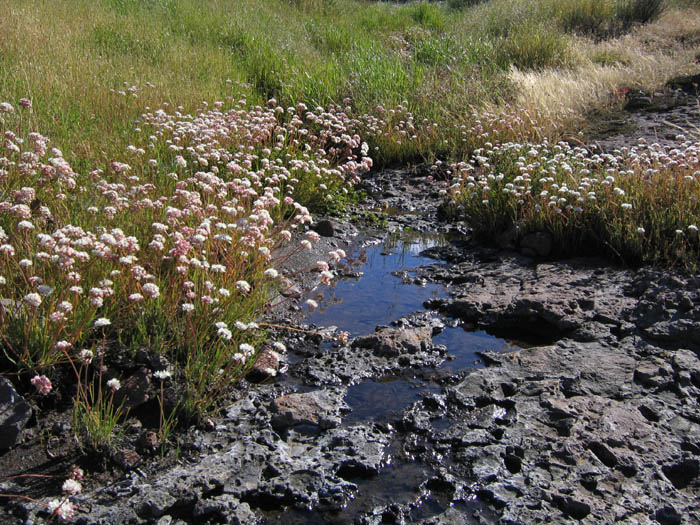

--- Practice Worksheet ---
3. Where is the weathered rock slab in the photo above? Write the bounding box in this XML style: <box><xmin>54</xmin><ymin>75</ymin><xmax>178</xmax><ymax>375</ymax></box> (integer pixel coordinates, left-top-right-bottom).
<box><xmin>0</xmin><ymin>377</ymin><xmax>31</xmax><ymax>450</ymax></box>
<box><xmin>271</xmin><ymin>388</ymin><xmax>348</xmax><ymax>430</ymax></box>
<box><xmin>353</xmin><ymin>326</ymin><xmax>433</xmax><ymax>357</ymax></box>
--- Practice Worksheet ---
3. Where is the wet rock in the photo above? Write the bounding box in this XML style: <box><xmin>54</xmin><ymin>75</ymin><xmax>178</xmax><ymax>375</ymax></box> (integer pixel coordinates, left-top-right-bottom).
<box><xmin>392</xmin><ymin>310</ymin><xmax>446</xmax><ymax>336</ymax></box>
<box><xmin>225</xmin><ymin>424</ymin><xmax>387</xmax><ymax>512</ymax></box>
<box><xmin>114</xmin><ymin>367</ymin><xmax>151</xmax><ymax>410</ymax></box>
<box><xmin>419</xmin><ymin>507</ymin><xmax>472</xmax><ymax>524</ymax></box>
<box><xmin>439</xmin><ymin>425</ymin><xmax>493</xmax><ymax>447</ymax></box>
<box><xmin>254</xmin><ymin>469</ymin><xmax>347</xmax><ymax>510</ymax></box>
<box><xmin>192</xmin><ymin>495</ymin><xmax>256</xmax><ymax>524</ymax></box>
<box><xmin>478</xmin><ymin>482</ymin><xmax>523</xmax><ymax>509</ymax></box>
<box><xmin>672</xmin><ymin>349</ymin><xmax>700</xmax><ymax>387</ymax></box>
<box><xmin>297</xmin><ymin>340</ymin><xmax>445</xmax><ymax>386</ymax></box>
<box><xmin>73</xmin><ymin>505</ymin><xmax>140</xmax><ymax>525</ymax></box>
<box><xmin>634</xmin><ymin>358</ymin><xmax>673</xmax><ymax>388</ymax></box>
<box><xmin>429</xmin><ymin>323</ymin><xmax>699</xmax><ymax>524</ymax></box>
<box><xmin>471</xmin><ymin>451</ymin><xmax>504</xmax><ymax>483</ymax></box>
<box><xmin>271</xmin><ymin>388</ymin><xmax>348</xmax><ymax>430</ymax></box>
<box><xmin>656</xmin><ymin>505</ymin><xmax>683</xmax><ymax>525</ymax></box>
<box><xmin>328</xmin><ymin>425</ymin><xmax>390</xmax><ymax>478</ymax></box>
<box><xmin>421</xmin><ymin>255</ymin><xmax>635</xmax><ymax>343</ymax></box>
<box><xmin>353</xmin><ymin>326</ymin><xmax>432</xmax><ymax>357</ymax></box>
<box><xmin>551</xmin><ymin>493</ymin><xmax>592</xmax><ymax>520</ymax></box>
<box><xmin>662</xmin><ymin>457</ymin><xmax>699</xmax><ymax>490</ymax></box>
<box><xmin>630</xmin><ymin>271</ymin><xmax>700</xmax><ymax>350</ymax></box>
<box><xmin>0</xmin><ymin>377</ymin><xmax>31</xmax><ymax>450</ymax></box>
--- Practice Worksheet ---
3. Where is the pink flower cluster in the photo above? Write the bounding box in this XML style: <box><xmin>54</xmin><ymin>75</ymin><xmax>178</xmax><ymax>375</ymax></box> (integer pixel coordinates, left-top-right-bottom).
<box><xmin>0</xmin><ymin>94</ymin><xmax>368</xmax><ymax>374</ymax></box>
<box><xmin>30</xmin><ymin>374</ymin><xmax>52</xmax><ymax>395</ymax></box>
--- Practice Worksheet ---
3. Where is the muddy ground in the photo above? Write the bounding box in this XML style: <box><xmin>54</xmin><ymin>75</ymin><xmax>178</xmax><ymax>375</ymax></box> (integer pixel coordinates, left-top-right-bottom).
<box><xmin>1</xmin><ymin>84</ymin><xmax>699</xmax><ymax>524</ymax></box>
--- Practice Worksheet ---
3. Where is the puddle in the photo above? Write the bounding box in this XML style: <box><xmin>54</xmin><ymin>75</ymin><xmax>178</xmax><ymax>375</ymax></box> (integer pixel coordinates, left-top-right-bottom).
<box><xmin>343</xmin><ymin>376</ymin><xmax>442</xmax><ymax>426</ymax></box>
<box><xmin>434</xmin><ymin>326</ymin><xmax>520</xmax><ymax>371</ymax></box>
<box><xmin>305</xmin><ymin>232</ymin><xmax>447</xmax><ymax>335</ymax></box>
<box><xmin>300</xmin><ymin>228</ymin><xmax>521</xmax><ymax>387</ymax></box>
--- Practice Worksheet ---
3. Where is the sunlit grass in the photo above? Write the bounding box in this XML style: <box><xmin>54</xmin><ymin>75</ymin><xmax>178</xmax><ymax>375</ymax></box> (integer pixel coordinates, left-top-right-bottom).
<box><xmin>442</xmin><ymin>136</ymin><xmax>700</xmax><ymax>268</ymax></box>
<box><xmin>3</xmin><ymin>0</ymin><xmax>693</xmax><ymax>173</ymax></box>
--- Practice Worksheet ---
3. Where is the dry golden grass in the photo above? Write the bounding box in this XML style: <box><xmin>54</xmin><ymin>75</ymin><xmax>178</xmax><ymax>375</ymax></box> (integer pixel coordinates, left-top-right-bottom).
<box><xmin>506</xmin><ymin>7</ymin><xmax>700</xmax><ymax>135</ymax></box>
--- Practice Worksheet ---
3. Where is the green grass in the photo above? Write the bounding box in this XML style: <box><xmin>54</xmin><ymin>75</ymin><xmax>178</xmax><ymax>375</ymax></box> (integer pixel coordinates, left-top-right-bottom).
<box><xmin>0</xmin><ymin>0</ymin><xmax>624</xmax><ymax>171</ymax></box>
<box><xmin>0</xmin><ymin>0</ymin><xmax>681</xmax><ymax>171</ymax></box>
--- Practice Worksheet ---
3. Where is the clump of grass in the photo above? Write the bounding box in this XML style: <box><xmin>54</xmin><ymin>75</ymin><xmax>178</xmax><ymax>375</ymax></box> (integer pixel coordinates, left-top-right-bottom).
<box><xmin>591</xmin><ymin>48</ymin><xmax>631</xmax><ymax>66</ymax></box>
<box><xmin>71</xmin><ymin>332</ymin><xmax>128</xmax><ymax>453</ymax></box>
<box><xmin>494</xmin><ymin>22</ymin><xmax>575</xmax><ymax>71</ymax></box>
<box><xmin>552</xmin><ymin>0</ymin><xmax>664</xmax><ymax>39</ymax></box>
<box><xmin>447</xmin><ymin>0</ymin><xmax>486</xmax><ymax>10</ymax></box>
<box><xmin>442</xmin><ymin>136</ymin><xmax>700</xmax><ymax>268</ymax></box>
<box><xmin>409</xmin><ymin>2</ymin><xmax>446</xmax><ymax>31</ymax></box>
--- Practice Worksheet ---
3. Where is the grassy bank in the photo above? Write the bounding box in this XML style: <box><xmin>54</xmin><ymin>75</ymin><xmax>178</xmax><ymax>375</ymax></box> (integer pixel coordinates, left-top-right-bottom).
<box><xmin>441</xmin><ymin>136</ymin><xmax>700</xmax><ymax>268</ymax></box>
<box><xmin>1</xmin><ymin>0</ymin><xmax>700</xmax><ymax>469</ymax></box>
<box><xmin>2</xmin><ymin>0</ymin><xmax>697</xmax><ymax>169</ymax></box>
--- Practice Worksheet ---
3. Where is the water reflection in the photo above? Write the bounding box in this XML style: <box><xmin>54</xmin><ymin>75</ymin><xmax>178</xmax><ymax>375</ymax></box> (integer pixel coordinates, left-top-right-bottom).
<box><xmin>306</xmin><ymin>232</ymin><xmax>447</xmax><ymax>335</ymax></box>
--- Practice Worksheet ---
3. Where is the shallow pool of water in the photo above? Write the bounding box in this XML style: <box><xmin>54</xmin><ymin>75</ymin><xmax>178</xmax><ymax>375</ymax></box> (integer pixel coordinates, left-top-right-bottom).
<box><xmin>343</xmin><ymin>376</ymin><xmax>442</xmax><ymax>426</ymax></box>
<box><xmin>305</xmin><ymin>232</ymin><xmax>447</xmax><ymax>335</ymax></box>
<box><xmin>303</xmin><ymin>230</ymin><xmax>520</xmax><ymax>370</ymax></box>
<box><xmin>434</xmin><ymin>326</ymin><xmax>519</xmax><ymax>371</ymax></box>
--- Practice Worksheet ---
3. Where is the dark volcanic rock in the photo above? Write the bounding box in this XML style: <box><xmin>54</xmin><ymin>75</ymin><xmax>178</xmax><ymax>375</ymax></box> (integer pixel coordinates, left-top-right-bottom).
<box><xmin>519</xmin><ymin>231</ymin><xmax>552</xmax><ymax>257</ymax></box>
<box><xmin>431</xmin><ymin>337</ymin><xmax>700</xmax><ymax>523</ymax></box>
<box><xmin>114</xmin><ymin>367</ymin><xmax>151</xmax><ymax>410</ymax></box>
<box><xmin>312</xmin><ymin>219</ymin><xmax>338</xmax><ymax>237</ymax></box>
<box><xmin>421</xmin><ymin>254</ymin><xmax>635</xmax><ymax>343</ymax></box>
<box><xmin>0</xmin><ymin>377</ymin><xmax>31</xmax><ymax>450</ymax></box>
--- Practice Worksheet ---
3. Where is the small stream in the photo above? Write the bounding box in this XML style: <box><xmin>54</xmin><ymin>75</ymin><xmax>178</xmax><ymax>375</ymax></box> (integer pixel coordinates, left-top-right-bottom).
<box><xmin>269</xmin><ymin>229</ymin><xmax>519</xmax><ymax>523</ymax></box>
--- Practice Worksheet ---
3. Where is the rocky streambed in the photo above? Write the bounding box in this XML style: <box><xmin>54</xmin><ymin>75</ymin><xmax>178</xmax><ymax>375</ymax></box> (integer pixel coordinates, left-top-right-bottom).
<box><xmin>3</xmin><ymin>89</ymin><xmax>700</xmax><ymax>524</ymax></box>
<box><xmin>3</xmin><ymin>162</ymin><xmax>698</xmax><ymax>524</ymax></box>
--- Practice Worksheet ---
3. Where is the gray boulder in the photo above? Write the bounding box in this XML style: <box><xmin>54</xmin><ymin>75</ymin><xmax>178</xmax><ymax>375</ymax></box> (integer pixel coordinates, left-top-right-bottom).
<box><xmin>0</xmin><ymin>376</ymin><xmax>31</xmax><ymax>450</ymax></box>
